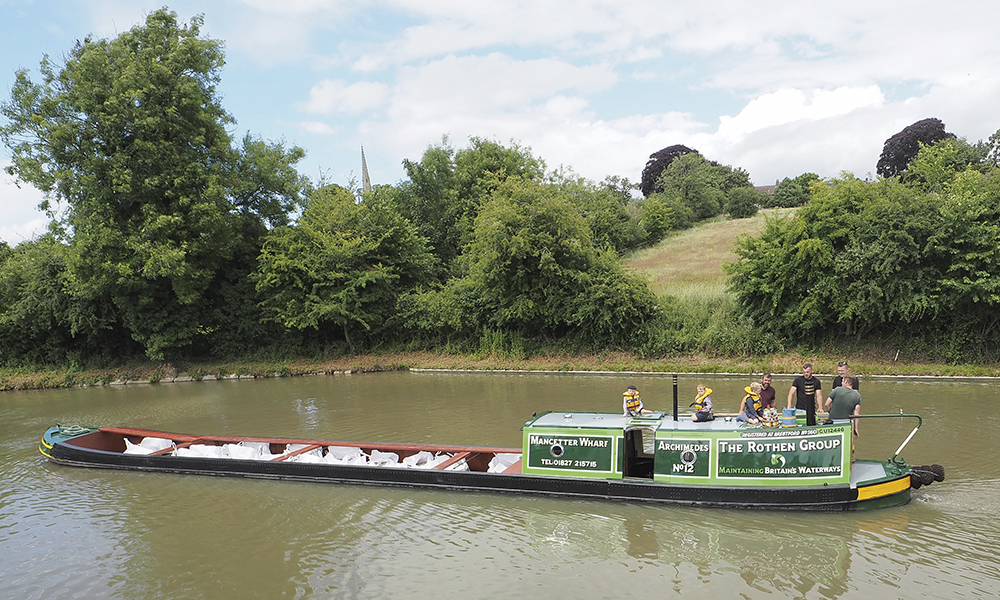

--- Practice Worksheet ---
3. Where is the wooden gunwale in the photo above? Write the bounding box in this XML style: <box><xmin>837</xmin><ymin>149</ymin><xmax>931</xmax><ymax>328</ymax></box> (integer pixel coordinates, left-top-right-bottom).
<box><xmin>501</xmin><ymin>460</ymin><xmax>522</xmax><ymax>474</ymax></box>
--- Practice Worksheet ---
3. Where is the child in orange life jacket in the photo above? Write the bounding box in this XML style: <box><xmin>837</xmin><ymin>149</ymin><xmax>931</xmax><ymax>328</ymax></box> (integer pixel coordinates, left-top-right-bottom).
<box><xmin>623</xmin><ymin>385</ymin><xmax>650</xmax><ymax>416</ymax></box>
<box><xmin>691</xmin><ymin>384</ymin><xmax>714</xmax><ymax>422</ymax></box>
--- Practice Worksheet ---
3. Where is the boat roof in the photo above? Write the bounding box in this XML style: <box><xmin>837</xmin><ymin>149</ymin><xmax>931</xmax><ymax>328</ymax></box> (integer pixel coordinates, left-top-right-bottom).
<box><xmin>528</xmin><ymin>411</ymin><xmax>729</xmax><ymax>431</ymax></box>
<box><xmin>525</xmin><ymin>411</ymin><xmax>853</xmax><ymax>432</ymax></box>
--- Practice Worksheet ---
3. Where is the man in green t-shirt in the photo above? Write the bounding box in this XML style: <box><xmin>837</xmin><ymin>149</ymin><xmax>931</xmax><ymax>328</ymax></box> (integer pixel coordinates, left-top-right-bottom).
<box><xmin>825</xmin><ymin>375</ymin><xmax>861</xmax><ymax>440</ymax></box>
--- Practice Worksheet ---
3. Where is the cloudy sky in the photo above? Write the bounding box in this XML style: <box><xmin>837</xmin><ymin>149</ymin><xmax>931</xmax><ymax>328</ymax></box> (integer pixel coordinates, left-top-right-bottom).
<box><xmin>2</xmin><ymin>0</ymin><xmax>999</xmax><ymax>245</ymax></box>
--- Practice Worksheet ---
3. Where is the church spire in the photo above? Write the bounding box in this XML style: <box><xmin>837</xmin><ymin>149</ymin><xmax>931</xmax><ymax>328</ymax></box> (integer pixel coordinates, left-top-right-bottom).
<box><xmin>361</xmin><ymin>146</ymin><xmax>372</xmax><ymax>194</ymax></box>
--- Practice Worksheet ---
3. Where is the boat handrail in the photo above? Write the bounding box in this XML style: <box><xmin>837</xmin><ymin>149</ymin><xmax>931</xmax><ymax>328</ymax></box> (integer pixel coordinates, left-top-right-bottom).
<box><xmin>850</xmin><ymin>413</ymin><xmax>922</xmax><ymax>463</ymax></box>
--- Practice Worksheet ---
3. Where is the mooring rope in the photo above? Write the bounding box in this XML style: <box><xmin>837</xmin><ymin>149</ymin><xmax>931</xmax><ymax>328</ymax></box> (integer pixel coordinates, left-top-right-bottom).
<box><xmin>55</xmin><ymin>423</ymin><xmax>96</xmax><ymax>437</ymax></box>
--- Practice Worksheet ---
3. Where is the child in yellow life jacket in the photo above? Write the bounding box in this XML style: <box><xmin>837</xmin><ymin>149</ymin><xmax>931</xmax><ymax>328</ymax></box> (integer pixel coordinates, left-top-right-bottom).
<box><xmin>691</xmin><ymin>384</ymin><xmax>714</xmax><ymax>422</ymax></box>
<box><xmin>623</xmin><ymin>385</ymin><xmax>649</xmax><ymax>416</ymax></box>
<box><xmin>736</xmin><ymin>382</ymin><xmax>764</xmax><ymax>424</ymax></box>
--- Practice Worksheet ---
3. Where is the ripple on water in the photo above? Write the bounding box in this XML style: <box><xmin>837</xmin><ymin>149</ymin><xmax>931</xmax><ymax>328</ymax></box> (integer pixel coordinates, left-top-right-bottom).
<box><xmin>1</xmin><ymin>458</ymin><xmax>134</xmax><ymax>599</ymax></box>
<box><xmin>6</xmin><ymin>374</ymin><xmax>1000</xmax><ymax>599</ymax></box>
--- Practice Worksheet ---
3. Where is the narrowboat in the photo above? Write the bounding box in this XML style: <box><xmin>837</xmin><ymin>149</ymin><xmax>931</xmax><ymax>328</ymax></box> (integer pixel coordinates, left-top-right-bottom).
<box><xmin>39</xmin><ymin>409</ymin><xmax>943</xmax><ymax>511</ymax></box>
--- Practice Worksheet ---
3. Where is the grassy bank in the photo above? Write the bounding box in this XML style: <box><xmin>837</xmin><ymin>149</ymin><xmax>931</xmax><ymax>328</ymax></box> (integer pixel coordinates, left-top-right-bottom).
<box><xmin>3</xmin><ymin>349</ymin><xmax>1000</xmax><ymax>392</ymax></box>
<box><xmin>5</xmin><ymin>208</ymin><xmax>999</xmax><ymax>392</ymax></box>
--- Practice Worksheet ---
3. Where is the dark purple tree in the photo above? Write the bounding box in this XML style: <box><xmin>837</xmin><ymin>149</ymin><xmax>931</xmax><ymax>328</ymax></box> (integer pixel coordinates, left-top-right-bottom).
<box><xmin>639</xmin><ymin>144</ymin><xmax>696</xmax><ymax>197</ymax></box>
<box><xmin>876</xmin><ymin>118</ymin><xmax>955</xmax><ymax>178</ymax></box>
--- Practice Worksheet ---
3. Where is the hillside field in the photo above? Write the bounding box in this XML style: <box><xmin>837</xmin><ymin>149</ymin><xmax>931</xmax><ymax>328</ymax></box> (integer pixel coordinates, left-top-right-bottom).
<box><xmin>624</xmin><ymin>208</ymin><xmax>791</xmax><ymax>296</ymax></box>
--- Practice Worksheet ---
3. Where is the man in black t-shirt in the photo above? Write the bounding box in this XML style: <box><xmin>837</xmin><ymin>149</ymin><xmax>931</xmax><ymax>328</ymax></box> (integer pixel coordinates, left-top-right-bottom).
<box><xmin>786</xmin><ymin>363</ymin><xmax>822</xmax><ymax>425</ymax></box>
<box><xmin>831</xmin><ymin>361</ymin><xmax>859</xmax><ymax>391</ymax></box>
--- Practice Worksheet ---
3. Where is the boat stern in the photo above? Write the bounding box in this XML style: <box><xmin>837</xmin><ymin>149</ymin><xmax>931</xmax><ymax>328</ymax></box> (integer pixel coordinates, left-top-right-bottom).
<box><xmin>851</xmin><ymin>460</ymin><xmax>912</xmax><ymax>510</ymax></box>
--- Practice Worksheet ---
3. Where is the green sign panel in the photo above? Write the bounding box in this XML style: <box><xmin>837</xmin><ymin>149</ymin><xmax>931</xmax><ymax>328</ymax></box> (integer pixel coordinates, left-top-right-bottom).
<box><xmin>655</xmin><ymin>438</ymin><xmax>711</xmax><ymax>478</ymax></box>
<box><xmin>716</xmin><ymin>431</ymin><xmax>845</xmax><ymax>479</ymax></box>
<box><xmin>526</xmin><ymin>432</ymin><xmax>614</xmax><ymax>473</ymax></box>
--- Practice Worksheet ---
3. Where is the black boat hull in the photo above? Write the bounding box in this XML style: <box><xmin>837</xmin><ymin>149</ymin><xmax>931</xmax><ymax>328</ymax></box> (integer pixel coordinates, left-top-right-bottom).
<box><xmin>43</xmin><ymin>427</ymin><xmax>910</xmax><ymax>512</ymax></box>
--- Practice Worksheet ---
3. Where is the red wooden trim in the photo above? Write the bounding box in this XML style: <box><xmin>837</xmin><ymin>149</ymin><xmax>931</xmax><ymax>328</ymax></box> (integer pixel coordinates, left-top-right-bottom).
<box><xmin>271</xmin><ymin>444</ymin><xmax>322</xmax><ymax>462</ymax></box>
<box><xmin>502</xmin><ymin>460</ymin><xmax>522</xmax><ymax>474</ymax></box>
<box><xmin>150</xmin><ymin>438</ymin><xmax>206</xmax><ymax>455</ymax></box>
<box><xmin>433</xmin><ymin>451</ymin><xmax>472</xmax><ymax>470</ymax></box>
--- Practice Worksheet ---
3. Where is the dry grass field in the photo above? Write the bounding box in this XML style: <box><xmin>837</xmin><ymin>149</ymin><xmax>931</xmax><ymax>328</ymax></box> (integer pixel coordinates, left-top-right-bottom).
<box><xmin>624</xmin><ymin>208</ymin><xmax>793</xmax><ymax>296</ymax></box>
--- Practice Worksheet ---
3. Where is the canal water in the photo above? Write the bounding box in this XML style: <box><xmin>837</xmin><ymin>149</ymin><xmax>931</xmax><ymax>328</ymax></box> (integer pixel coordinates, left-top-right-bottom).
<box><xmin>1</xmin><ymin>371</ymin><xmax>997</xmax><ymax>599</ymax></box>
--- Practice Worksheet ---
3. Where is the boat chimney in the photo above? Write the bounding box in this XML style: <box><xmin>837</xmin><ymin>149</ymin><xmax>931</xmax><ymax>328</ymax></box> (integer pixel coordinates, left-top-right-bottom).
<box><xmin>672</xmin><ymin>374</ymin><xmax>678</xmax><ymax>421</ymax></box>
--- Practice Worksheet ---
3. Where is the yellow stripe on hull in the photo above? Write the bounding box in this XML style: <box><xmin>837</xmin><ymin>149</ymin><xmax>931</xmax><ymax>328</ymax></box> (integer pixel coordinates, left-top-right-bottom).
<box><xmin>856</xmin><ymin>475</ymin><xmax>910</xmax><ymax>501</ymax></box>
<box><xmin>39</xmin><ymin>435</ymin><xmax>54</xmax><ymax>458</ymax></box>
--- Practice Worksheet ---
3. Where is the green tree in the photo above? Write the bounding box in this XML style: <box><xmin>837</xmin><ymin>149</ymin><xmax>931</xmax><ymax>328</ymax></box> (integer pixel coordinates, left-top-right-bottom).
<box><xmin>0</xmin><ymin>9</ymin><xmax>307</xmax><ymax>359</ymax></box>
<box><xmin>902</xmin><ymin>138</ymin><xmax>989</xmax><ymax>191</ymax></box>
<box><xmin>638</xmin><ymin>193</ymin><xmax>684</xmax><ymax>242</ymax></box>
<box><xmin>454</xmin><ymin>137</ymin><xmax>546</xmax><ymax>203</ymax></box>
<box><xmin>931</xmin><ymin>169</ymin><xmax>1000</xmax><ymax>351</ymax></box>
<box><xmin>640</xmin><ymin>144</ymin><xmax>697</xmax><ymax>197</ymax></box>
<box><xmin>554</xmin><ymin>172</ymin><xmax>643</xmax><ymax>254</ymax></box>
<box><xmin>460</xmin><ymin>178</ymin><xmax>594</xmax><ymax>334</ymax></box>
<box><xmin>0</xmin><ymin>235</ymin><xmax>74</xmax><ymax>364</ymax></box>
<box><xmin>725</xmin><ymin>187</ymin><xmax>762</xmax><ymax>219</ymax></box>
<box><xmin>654</xmin><ymin>153</ymin><xmax>753</xmax><ymax>222</ymax></box>
<box><xmin>726</xmin><ymin>175</ymin><xmax>870</xmax><ymax>337</ymax></box>
<box><xmin>568</xmin><ymin>249</ymin><xmax>662</xmax><ymax>348</ymax></box>
<box><xmin>444</xmin><ymin>177</ymin><xmax>658</xmax><ymax>346</ymax></box>
<box><xmin>985</xmin><ymin>128</ymin><xmax>1000</xmax><ymax>168</ymax></box>
<box><xmin>834</xmin><ymin>182</ymin><xmax>945</xmax><ymax>335</ymax></box>
<box><xmin>0</xmin><ymin>234</ymin><xmax>137</xmax><ymax>365</ymax></box>
<box><xmin>396</xmin><ymin>138</ymin><xmax>460</xmax><ymax>273</ymax></box>
<box><xmin>768</xmin><ymin>173</ymin><xmax>819</xmax><ymax>208</ymax></box>
<box><xmin>255</xmin><ymin>185</ymin><xmax>434</xmax><ymax>351</ymax></box>
<box><xmin>726</xmin><ymin>165</ymin><xmax>1000</xmax><ymax>358</ymax></box>
<box><xmin>656</xmin><ymin>153</ymin><xmax>726</xmax><ymax>220</ymax></box>
<box><xmin>396</xmin><ymin>137</ymin><xmax>546</xmax><ymax>278</ymax></box>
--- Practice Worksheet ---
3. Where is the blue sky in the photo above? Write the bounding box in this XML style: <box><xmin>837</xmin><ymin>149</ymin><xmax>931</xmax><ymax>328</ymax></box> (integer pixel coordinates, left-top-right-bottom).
<box><xmin>3</xmin><ymin>0</ymin><xmax>999</xmax><ymax>245</ymax></box>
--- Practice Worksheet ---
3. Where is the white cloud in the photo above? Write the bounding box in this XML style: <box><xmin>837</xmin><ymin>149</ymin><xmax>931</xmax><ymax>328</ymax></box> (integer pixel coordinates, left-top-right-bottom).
<box><xmin>317</xmin><ymin>2</ymin><xmax>999</xmax><ymax>189</ymax></box>
<box><xmin>350</xmin><ymin>1</ymin><xmax>620</xmax><ymax>71</ymax></box>
<box><xmin>0</xmin><ymin>167</ymin><xmax>49</xmax><ymax>245</ymax></box>
<box><xmin>6</xmin><ymin>0</ymin><xmax>1000</xmax><ymax>232</ymax></box>
<box><xmin>301</xmin><ymin>79</ymin><xmax>390</xmax><ymax>114</ymax></box>
<box><xmin>713</xmin><ymin>109</ymin><xmax>891</xmax><ymax>185</ymax></box>
<box><xmin>0</xmin><ymin>217</ymin><xmax>49</xmax><ymax>247</ymax></box>
<box><xmin>717</xmin><ymin>86</ymin><xmax>885</xmax><ymax>142</ymax></box>
<box><xmin>350</xmin><ymin>54</ymin><xmax>619</xmax><ymax>171</ymax></box>
<box><xmin>388</xmin><ymin>53</ymin><xmax>614</xmax><ymax>117</ymax></box>
<box><xmin>296</xmin><ymin>120</ymin><xmax>340</xmax><ymax>135</ymax></box>
<box><xmin>236</xmin><ymin>0</ymin><xmax>347</xmax><ymax>15</ymax></box>
<box><xmin>195</xmin><ymin>1</ymin><xmax>358</xmax><ymax>67</ymax></box>
<box><xmin>528</xmin><ymin>110</ymin><xmax>710</xmax><ymax>182</ymax></box>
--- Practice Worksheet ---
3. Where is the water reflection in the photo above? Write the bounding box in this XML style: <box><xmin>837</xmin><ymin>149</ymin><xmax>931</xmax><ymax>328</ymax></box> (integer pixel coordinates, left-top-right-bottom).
<box><xmin>521</xmin><ymin>503</ymin><xmax>857</xmax><ymax>597</ymax></box>
<box><xmin>4</xmin><ymin>371</ymin><xmax>1000</xmax><ymax>598</ymax></box>
<box><xmin>624</xmin><ymin>515</ymin><xmax>659</xmax><ymax>560</ymax></box>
